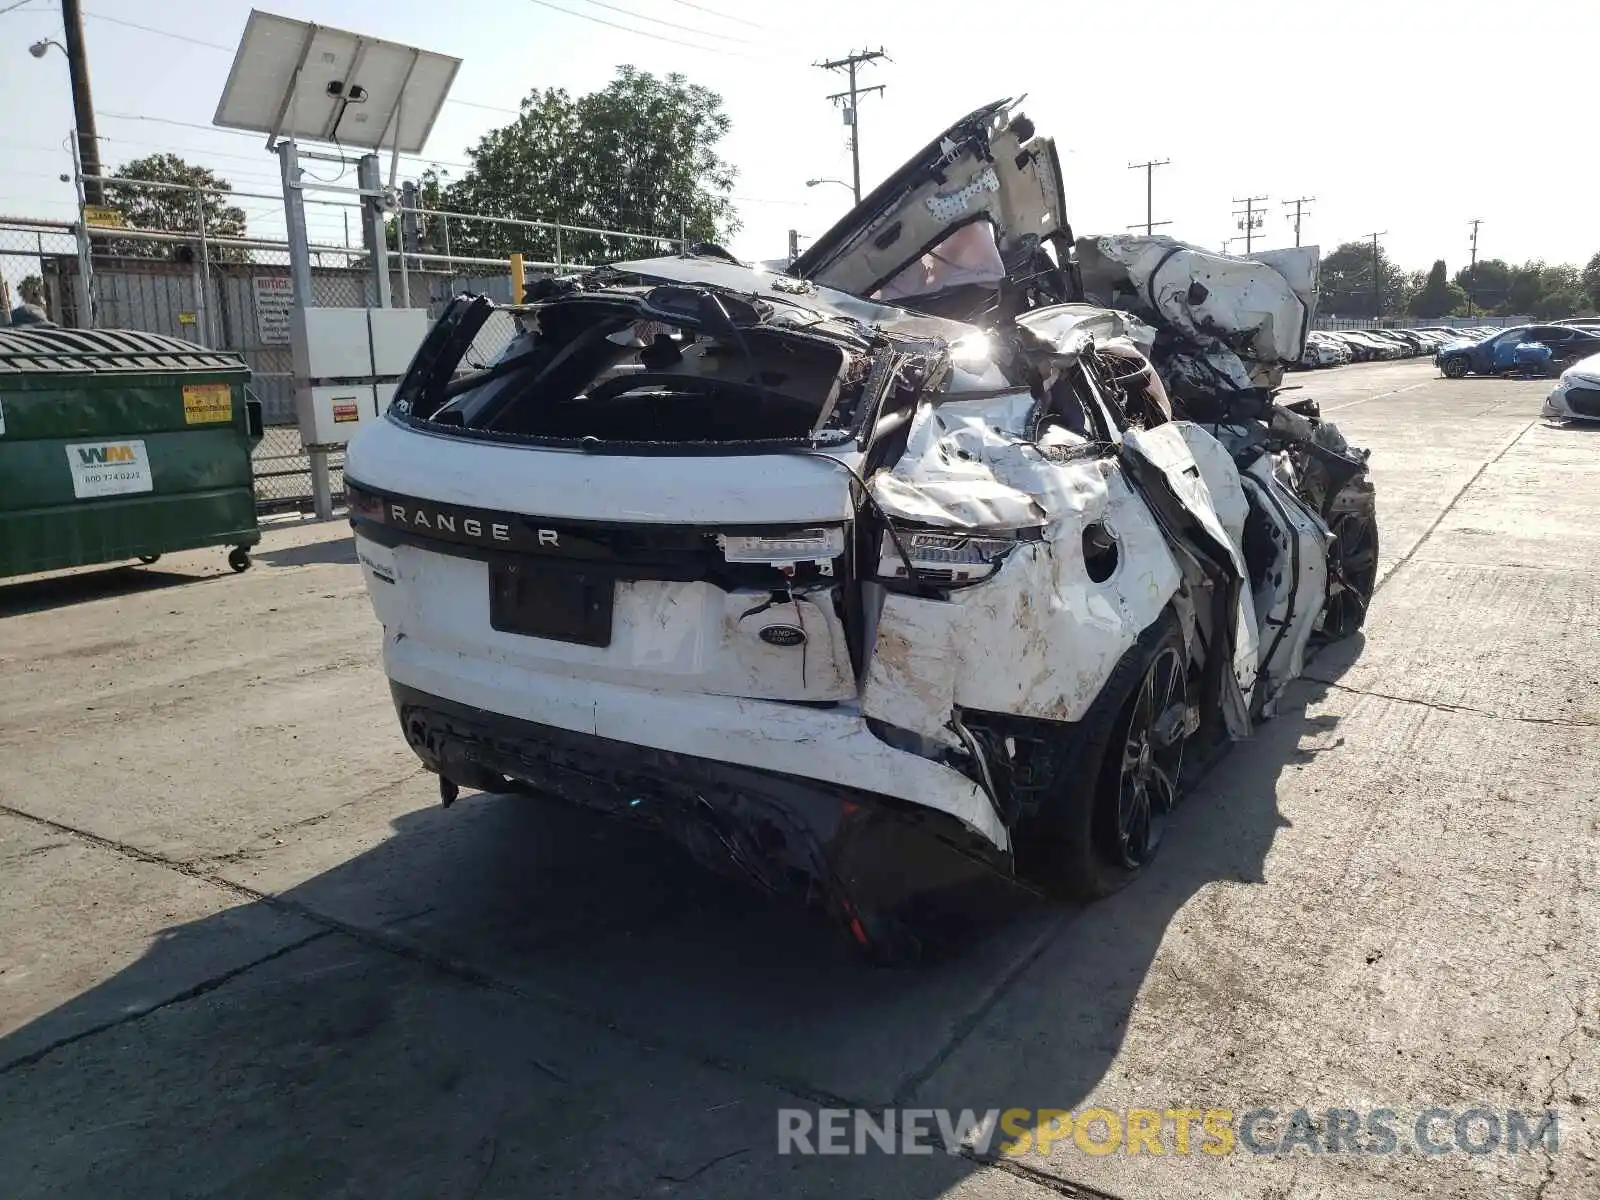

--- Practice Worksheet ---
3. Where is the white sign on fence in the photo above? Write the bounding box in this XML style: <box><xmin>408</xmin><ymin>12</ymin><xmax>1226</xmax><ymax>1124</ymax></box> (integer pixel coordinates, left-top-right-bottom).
<box><xmin>253</xmin><ymin>276</ymin><xmax>294</xmax><ymax>346</ymax></box>
<box><xmin>65</xmin><ymin>439</ymin><xmax>153</xmax><ymax>499</ymax></box>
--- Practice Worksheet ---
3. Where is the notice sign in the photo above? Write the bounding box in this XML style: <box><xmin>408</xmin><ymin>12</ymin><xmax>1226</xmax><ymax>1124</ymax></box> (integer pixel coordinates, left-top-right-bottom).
<box><xmin>82</xmin><ymin>205</ymin><xmax>127</xmax><ymax>229</ymax></box>
<box><xmin>66</xmin><ymin>440</ymin><xmax>154</xmax><ymax>499</ymax></box>
<box><xmin>182</xmin><ymin>382</ymin><xmax>233</xmax><ymax>425</ymax></box>
<box><xmin>332</xmin><ymin>398</ymin><xmax>361</xmax><ymax>423</ymax></box>
<box><xmin>253</xmin><ymin>276</ymin><xmax>294</xmax><ymax>346</ymax></box>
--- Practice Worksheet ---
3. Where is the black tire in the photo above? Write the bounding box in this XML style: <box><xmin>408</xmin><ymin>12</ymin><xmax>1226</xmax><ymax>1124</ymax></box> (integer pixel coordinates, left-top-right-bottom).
<box><xmin>1020</xmin><ymin>608</ymin><xmax>1191</xmax><ymax>901</ymax></box>
<box><xmin>228</xmin><ymin>547</ymin><xmax>252</xmax><ymax>573</ymax></box>
<box><xmin>1442</xmin><ymin>356</ymin><xmax>1470</xmax><ymax>379</ymax></box>
<box><xmin>1320</xmin><ymin>508</ymin><xmax>1379</xmax><ymax>639</ymax></box>
<box><xmin>137</xmin><ymin>554</ymin><xmax>161</xmax><ymax>565</ymax></box>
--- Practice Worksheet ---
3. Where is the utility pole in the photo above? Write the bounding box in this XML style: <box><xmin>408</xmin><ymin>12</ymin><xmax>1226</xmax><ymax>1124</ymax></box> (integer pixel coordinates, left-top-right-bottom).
<box><xmin>60</xmin><ymin>0</ymin><xmax>104</xmax><ymax>206</ymax></box>
<box><xmin>1232</xmin><ymin>194</ymin><xmax>1268</xmax><ymax>254</ymax></box>
<box><xmin>817</xmin><ymin>49</ymin><xmax>887</xmax><ymax>204</ymax></box>
<box><xmin>1361</xmin><ymin>230</ymin><xmax>1388</xmax><ymax>319</ymax></box>
<box><xmin>1127</xmin><ymin>159</ymin><xmax>1171</xmax><ymax>236</ymax></box>
<box><xmin>1281</xmin><ymin>196</ymin><xmax>1316</xmax><ymax>248</ymax></box>
<box><xmin>1467</xmin><ymin>218</ymin><xmax>1482</xmax><ymax>317</ymax></box>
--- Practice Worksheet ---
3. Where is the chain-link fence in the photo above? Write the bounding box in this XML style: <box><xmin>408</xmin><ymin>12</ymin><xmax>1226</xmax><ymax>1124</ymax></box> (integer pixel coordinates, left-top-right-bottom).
<box><xmin>4</xmin><ymin>169</ymin><xmax>682</xmax><ymax>515</ymax></box>
<box><xmin>0</xmin><ymin>218</ymin><xmax>83</xmax><ymax>328</ymax></box>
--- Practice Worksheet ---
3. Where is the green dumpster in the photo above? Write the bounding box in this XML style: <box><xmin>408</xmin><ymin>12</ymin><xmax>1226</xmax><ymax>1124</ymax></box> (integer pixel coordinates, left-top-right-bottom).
<box><xmin>0</xmin><ymin>326</ymin><xmax>264</xmax><ymax>579</ymax></box>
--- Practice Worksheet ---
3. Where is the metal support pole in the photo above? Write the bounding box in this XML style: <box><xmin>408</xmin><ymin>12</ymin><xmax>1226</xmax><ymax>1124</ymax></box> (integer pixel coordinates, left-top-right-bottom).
<box><xmin>280</xmin><ymin>138</ymin><xmax>332</xmax><ymax>520</ymax></box>
<box><xmin>398</xmin><ymin>181</ymin><xmax>417</xmax><ymax>309</ymax></box>
<box><xmin>356</xmin><ymin>154</ymin><xmax>392</xmax><ymax>309</ymax></box>
<box><xmin>1467</xmin><ymin>219</ymin><xmax>1482</xmax><ymax>318</ymax></box>
<box><xmin>278</xmin><ymin>139</ymin><xmax>315</xmax><ymax>304</ymax></box>
<box><xmin>68</xmin><ymin>128</ymin><xmax>96</xmax><ymax>328</ymax></box>
<box><xmin>193</xmin><ymin>190</ymin><xmax>214</xmax><ymax>347</ymax></box>
<box><xmin>554</xmin><ymin>224</ymin><xmax>562</xmax><ymax>271</ymax></box>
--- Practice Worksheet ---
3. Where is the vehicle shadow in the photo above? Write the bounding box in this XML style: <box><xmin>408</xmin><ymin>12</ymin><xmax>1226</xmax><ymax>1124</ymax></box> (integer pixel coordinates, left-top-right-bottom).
<box><xmin>0</xmin><ymin>562</ymin><xmax>226</xmax><ymax>617</ymax></box>
<box><xmin>253</xmin><ymin>534</ymin><xmax>357</xmax><ymax>568</ymax></box>
<box><xmin>0</xmin><ymin>642</ymin><xmax>1361</xmax><ymax>1198</ymax></box>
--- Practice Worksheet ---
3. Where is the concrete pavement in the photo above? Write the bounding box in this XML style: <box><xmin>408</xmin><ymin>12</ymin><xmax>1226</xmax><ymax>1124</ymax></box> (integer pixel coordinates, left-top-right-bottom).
<box><xmin>1</xmin><ymin>360</ymin><xmax>1595</xmax><ymax>1199</ymax></box>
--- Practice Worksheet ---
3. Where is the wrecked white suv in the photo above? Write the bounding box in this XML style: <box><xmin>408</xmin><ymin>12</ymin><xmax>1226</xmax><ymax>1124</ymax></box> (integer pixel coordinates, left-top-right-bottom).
<box><xmin>345</xmin><ymin>100</ymin><xmax>1376</xmax><ymax>957</ymax></box>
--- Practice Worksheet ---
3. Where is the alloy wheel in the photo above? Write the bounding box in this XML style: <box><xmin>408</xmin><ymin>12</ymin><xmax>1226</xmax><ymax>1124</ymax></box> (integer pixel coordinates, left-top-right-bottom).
<box><xmin>1113</xmin><ymin>645</ymin><xmax>1187</xmax><ymax>869</ymax></box>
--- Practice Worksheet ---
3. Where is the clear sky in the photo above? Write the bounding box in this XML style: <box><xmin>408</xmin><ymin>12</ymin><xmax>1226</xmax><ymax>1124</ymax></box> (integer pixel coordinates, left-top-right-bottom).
<box><xmin>2</xmin><ymin>0</ymin><xmax>1596</xmax><ymax>276</ymax></box>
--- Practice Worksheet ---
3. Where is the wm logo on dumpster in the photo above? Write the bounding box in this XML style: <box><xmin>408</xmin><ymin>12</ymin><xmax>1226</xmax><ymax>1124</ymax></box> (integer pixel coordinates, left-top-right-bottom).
<box><xmin>77</xmin><ymin>444</ymin><xmax>138</xmax><ymax>466</ymax></box>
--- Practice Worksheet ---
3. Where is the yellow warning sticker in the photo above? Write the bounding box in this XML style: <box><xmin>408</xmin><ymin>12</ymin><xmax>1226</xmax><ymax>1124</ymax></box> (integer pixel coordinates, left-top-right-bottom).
<box><xmin>182</xmin><ymin>382</ymin><xmax>233</xmax><ymax>425</ymax></box>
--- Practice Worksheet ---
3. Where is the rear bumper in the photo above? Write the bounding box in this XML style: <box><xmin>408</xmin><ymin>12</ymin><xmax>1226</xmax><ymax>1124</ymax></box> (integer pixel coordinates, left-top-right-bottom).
<box><xmin>382</xmin><ymin>631</ymin><xmax>1009</xmax><ymax>851</ymax></box>
<box><xmin>390</xmin><ymin>681</ymin><xmax>1016</xmax><ymax>934</ymax></box>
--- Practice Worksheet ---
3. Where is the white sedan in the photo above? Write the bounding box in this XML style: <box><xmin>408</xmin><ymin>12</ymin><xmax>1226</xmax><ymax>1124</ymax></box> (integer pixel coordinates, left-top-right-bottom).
<box><xmin>1543</xmin><ymin>352</ymin><xmax>1600</xmax><ymax>423</ymax></box>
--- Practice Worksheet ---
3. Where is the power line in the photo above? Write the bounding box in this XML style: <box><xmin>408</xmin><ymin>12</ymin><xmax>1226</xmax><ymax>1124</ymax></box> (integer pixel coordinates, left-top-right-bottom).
<box><xmin>660</xmin><ymin>0</ymin><xmax>777</xmax><ymax>30</ymax></box>
<box><xmin>520</xmin><ymin>0</ymin><xmax>763</xmax><ymax>57</ymax></box>
<box><xmin>81</xmin><ymin>11</ymin><xmax>232</xmax><ymax>50</ymax></box>
<box><xmin>818</xmin><ymin>49</ymin><xmax>887</xmax><ymax>204</ymax></box>
<box><xmin>1281</xmin><ymin>196</ymin><xmax>1315</xmax><ymax>248</ymax></box>
<box><xmin>1127</xmin><ymin>159</ymin><xmax>1170</xmax><ymax>236</ymax></box>
<box><xmin>561</xmin><ymin>0</ymin><xmax>757</xmax><ymax>44</ymax></box>
<box><xmin>79</xmin><ymin>12</ymin><xmax>522</xmax><ymax>115</ymax></box>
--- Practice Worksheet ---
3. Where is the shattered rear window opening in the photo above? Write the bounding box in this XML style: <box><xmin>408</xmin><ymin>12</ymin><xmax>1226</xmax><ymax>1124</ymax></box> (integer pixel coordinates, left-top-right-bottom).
<box><xmin>419</xmin><ymin>293</ymin><xmax>881</xmax><ymax>450</ymax></box>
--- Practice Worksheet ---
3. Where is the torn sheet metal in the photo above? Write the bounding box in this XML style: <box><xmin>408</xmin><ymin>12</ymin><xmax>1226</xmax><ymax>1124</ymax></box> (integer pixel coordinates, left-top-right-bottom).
<box><xmin>1015</xmin><ymin>304</ymin><xmax>1157</xmax><ymax>358</ymax></box>
<box><xmin>862</xmin><ymin>464</ymin><xmax>1183</xmax><ymax>741</ymax></box>
<box><xmin>1075</xmin><ymin>235</ymin><xmax>1314</xmax><ymax>365</ymax></box>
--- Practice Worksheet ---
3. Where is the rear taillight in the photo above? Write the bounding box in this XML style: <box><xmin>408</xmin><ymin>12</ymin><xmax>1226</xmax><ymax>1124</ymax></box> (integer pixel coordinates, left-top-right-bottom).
<box><xmin>346</xmin><ymin>484</ymin><xmax>386</xmax><ymax>523</ymax></box>
<box><xmin>719</xmin><ymin>528</ymin><xmax>845</xmax><ymax>572</ymax></box>
<box><xmin>879</xmin><ymin>528</ymin><xmax>1022</xmax><ymax>584</ymax></box>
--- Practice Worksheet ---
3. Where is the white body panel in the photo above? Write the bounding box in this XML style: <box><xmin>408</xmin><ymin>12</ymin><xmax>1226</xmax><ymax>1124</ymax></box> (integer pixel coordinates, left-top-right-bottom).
<box><xmin>379</xmin><ymin>608</ymin><xmax>1008</xmax><ymax>849</ymax></box>
<box><xmin>347</xmin><ymin>415</ymin><xmax>858</xmax><ymax>525</ymax></box>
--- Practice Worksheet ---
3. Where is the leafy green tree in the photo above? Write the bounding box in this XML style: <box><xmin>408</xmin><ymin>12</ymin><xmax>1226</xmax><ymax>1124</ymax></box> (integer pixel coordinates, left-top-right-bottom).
<box><xmin>439</xmin><ymin>66</ymin><xmax>738</xmax><ymax>268</ymax></box>
<box><xmin>103</xmin><ymin>154</ymin><xmax>249</xmax><ymax>262</ymax></box>
<box><xmin>1505</xmin><ymin>261</ymin><xmax>1548</xmax><ymax>315</ymax></box>
<box><xmin>1454</xmin><ymin>258</ymin><xmax>1510</xmax><ymax>314</ymax></box>
<box><xmin>1583</xmin><ymin>251</ymin><xmax>1600</xmax><ymax>311</ymax></box>
<box><xmin>1408</xmin><ymin>260</ymin><xmax>1462</xmax><ymax>319</ymax></box>
<box><xmin>1531</xmin><ymin>265</ymin><xmax>1589</xmax><ymax>319</ymax></box>
<box><xmin>1319</xmin><ymin>241</ymin><xmax>1409</xmax><ymax>317</ymax></box>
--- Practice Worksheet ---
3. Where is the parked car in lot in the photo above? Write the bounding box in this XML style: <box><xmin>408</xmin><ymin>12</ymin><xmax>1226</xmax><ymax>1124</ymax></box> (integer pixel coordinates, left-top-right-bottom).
<box><xmin>1298</xmin><ymin>331</ymin><xmax>1351</xmax><ymax>369</ymax></box>
<box><xmin>345</xmin><ymin>101</ymin><xmax>1377</xmax><ymax>958</ymax></box>
<box><xmin>1542</xmin><ymin>351</ymin><xmax>1600</xmax><ymax>422</ymax></box>
<box><xmin>1436</xmin><ymin>325</ymin><xmax>1600</xmax><ymax>378</ymax></box>
<box><xmin>1332</xmin><ymin>330</ymin><xmax>1402</xmax><ymax>361</ymax></box>
<box><xmin>1373</xmin><ymin>330</ymin><xmax>1420</xmax><ymax>357</ymax></box>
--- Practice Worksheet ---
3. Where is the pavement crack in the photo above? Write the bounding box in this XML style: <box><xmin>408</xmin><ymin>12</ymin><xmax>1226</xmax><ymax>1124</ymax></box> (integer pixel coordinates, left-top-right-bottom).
<box><xmin>1533</xmin><ymin>997</ymin><xmax>1589</xmax><ymax>1200</ymax></box>
<box><xmin>198</xmin><ymin>765</ymin><xmax>431</xmax><ymax>867</ymax></box>
<box><xmin>655</xmin><ymin>1146</ymin><xmax>748</xmax><ymax>1185</ymax></box>
<box><xmin>1303</xmin><ymin>678</ymin><xmax>1600</xmax><ymax>728</ymax></box>
<box><xmin>1372</xmin><ymin>415</ymin><xmax>1538</xmax><ymax>596</ymax></box>
<box><xmin>956</xmin><ymin>1147</ymin><xmax>1130</xmax><ymax>1199</ymax></box>
<box><xmin>890</xmin><ymin>915</ymin><xmax>1067</xmax><ymax>1106</ymax></box>
<box><xmin>0</xmin><ymin>930</ymin><xmax>331</xmax><ymax>1076</ymax></box>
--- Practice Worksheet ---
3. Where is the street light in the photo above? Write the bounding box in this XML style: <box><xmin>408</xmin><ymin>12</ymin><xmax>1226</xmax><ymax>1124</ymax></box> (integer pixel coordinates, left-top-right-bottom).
<box><xmin>805</xmin><ymin>178</ymin><xmax>853</xmax><ymax>194</ymax></box>
<box><xmin>29</xmin><ymin>39</ymin><xmax>66</xmax><ymax>58</ymax></box>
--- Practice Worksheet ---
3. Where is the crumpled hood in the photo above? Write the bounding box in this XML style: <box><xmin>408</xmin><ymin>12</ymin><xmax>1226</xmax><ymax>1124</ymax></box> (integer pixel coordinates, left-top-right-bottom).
<box><xmin>1074</xmin><ymin>235</ymin><xmax>1318</xmax><ymax>364</ymax></box>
